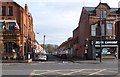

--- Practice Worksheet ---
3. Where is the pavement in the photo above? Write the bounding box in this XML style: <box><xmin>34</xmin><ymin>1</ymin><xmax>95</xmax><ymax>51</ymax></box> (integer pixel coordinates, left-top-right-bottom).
<box><xmin>72</xmin><ymin>58</ymin><xmax>117</xmax><ymax>63</ymax></box>
<box><xmin>63</xmin><ymin>56</ymin><xmax>117</xmax><ymax>64</ymax></box>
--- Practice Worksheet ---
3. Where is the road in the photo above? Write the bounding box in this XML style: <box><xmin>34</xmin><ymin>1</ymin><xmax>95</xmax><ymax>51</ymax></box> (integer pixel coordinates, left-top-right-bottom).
<box><xmin>1</xmin><ymin>54</ymin><xmax>119</xmax><ymax>77</ymax></box>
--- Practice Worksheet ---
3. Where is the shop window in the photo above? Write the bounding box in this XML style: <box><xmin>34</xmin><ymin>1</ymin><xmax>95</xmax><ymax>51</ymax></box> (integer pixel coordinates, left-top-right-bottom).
<box><xmin>4</xmin><ymin>43</ymin><xmax>7</xmax><ymax>54</ymax></box>
<box><xmin>4</xmin><ymin>42</ymin><xmax>12</xmax><ymax>54</ymax></box>
<box><xmin>8</xmin><ymin>42</ymin><xmax>12</xmax><ymax>53</ymax></box>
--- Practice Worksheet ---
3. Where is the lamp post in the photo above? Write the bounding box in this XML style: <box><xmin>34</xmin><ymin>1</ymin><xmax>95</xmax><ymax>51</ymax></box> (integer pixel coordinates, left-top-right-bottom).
<box><xmin>100</xmin><ymin>0</ymin><xmax>102</xmax><ymax>63</ymax></box>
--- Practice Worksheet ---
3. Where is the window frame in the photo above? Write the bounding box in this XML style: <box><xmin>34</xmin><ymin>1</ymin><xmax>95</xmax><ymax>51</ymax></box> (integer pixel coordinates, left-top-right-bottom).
<box><xmin>101</xmin><ymin>24</ymin><xmax>105</xmax><ymax>36</ymax></box>
<box><xmin>103</xmin><ymin>10</ymin><xmax>107</xmax><ymax>18</ymax></box>
<box><xmin>2</xmin><ymin>6</ymin><xmax>6</xmax><ymax>16</ymax></box>
<box><xmin>9</xmin><ymin>22</ymin><xmax>14</xmax><ymax>32</ymax></box>
<box><xmin>106</xmin><ymin>23</ymin><xmax>113</xmax><ymax>36</ymax></box>
<box><xmin>8</xmin><ymin>6</ymin><xmax>13</xmax><ymax>16</ymax></box>
<box><xmin>91</xmin><ymin>24</ymin><xmax>96</xmax><ymax>36</ymax></box>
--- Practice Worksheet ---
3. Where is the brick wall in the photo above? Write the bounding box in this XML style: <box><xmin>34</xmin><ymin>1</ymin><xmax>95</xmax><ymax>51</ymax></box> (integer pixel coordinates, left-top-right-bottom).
<box><xmin>1</xmin><ymin>2</ymin><xmax>35</xmax><ymax>59</ymax></box>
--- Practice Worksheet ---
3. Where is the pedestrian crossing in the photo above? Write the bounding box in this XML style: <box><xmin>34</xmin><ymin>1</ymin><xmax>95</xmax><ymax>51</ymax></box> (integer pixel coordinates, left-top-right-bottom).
<box><xmin>30</xmin><ymin>69</ymin><xmax>118</xmax><ymax>75</ymax></box>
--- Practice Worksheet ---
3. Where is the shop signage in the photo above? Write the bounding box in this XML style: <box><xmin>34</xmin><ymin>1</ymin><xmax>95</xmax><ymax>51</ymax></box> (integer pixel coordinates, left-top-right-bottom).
<box><xmin>95</xmin><ymin>40</ymin><xmax>118</xmax><ymax>45</ymax></box>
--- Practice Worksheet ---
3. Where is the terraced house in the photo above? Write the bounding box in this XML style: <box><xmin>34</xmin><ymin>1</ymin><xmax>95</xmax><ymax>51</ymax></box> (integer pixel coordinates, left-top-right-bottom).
<box><xmin>73</xmin><ymin>3</ymin><xmax>120</xmax><ymax>59</ymax></box>
<box><xmin>0</xmin><ymin>1</ymin><xmax>36</xmax><ymax>62</ymax></box>
<box><xmin>58</xmin><ymin>2</ymin><xmax>120</xmax><ymax>60</ymax></box>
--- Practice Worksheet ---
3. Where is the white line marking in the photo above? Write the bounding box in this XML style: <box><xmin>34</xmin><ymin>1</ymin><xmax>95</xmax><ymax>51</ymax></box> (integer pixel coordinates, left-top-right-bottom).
<box><xmin>39</xmin><ymin>70</ymin><xmax>58</xmax><ymax>75</ymax></box>
<box><xmin>64</xmin><ymin>69</ymin><xmax>85</xmax><ymax>75</ymax></box>
<box><xmin>108</xmin><ymin>71</ymin><xmax>118</xmax><ymax>73</ymax></box>
<box><xmin>30</xmin><ymin>69</ymin><xmax>107</xmax><ymax>75</ymax></box>
<box><xmin>30</xmin><ymin>70</ymin><xmax>35</xmax><ymax>75</ymax></box>
<box><xmin>89</xmin><ymin>69</ymin><xmax>106</xmax><ymax>75</ymax></box>
<box><xmin>31</xmin><ymin>70</ymin><xmax>59</xmax><ymax>75</ymax></box>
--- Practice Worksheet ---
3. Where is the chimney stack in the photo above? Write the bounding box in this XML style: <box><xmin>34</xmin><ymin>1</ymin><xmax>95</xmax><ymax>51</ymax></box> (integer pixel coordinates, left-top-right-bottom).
<box><xmin>25</xmin><ymin>4</ymin><xmax>29</xmax><ymax>14</ymax></box>
<box><xmin>117</xmin><ymin>1</ymin><xmax>120</xmax><ymax>14</ymax></box>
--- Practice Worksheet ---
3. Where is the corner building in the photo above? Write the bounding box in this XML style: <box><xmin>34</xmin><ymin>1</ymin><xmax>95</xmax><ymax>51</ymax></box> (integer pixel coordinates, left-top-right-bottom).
<box><xmin>0</xmin><ymin>1</ymin><xmax>35</xmax><ymax>60</ymax></box>
<box><xmin>73</xmin><ymin>3</ymin><xmax>120</xmax><ymax>59</ymax></box>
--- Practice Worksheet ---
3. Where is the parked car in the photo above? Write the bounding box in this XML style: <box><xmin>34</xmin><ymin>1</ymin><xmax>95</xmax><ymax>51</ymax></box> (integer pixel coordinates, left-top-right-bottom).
<box><xmin>38</xmin><ymin>54</ymin><xmax>47</xmax><ymax>61</ymax></box>
<box><xmin>60</xmin><ymin>54</ymin><xmax>67</xmax><ymax>59</ymax></box>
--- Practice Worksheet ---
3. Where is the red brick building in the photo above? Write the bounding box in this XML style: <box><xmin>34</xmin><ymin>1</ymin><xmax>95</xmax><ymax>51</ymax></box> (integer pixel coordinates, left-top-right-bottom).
<box><xmin>0</xmin><ymin>1</ymin><xmax>36</xmax><ymax>60</ymax></box>
<box><xmin>57</xmin><ymin>37</ymin><xmax>73</xmax><ymax>58</ymax></box>
<box><xmin>73</xmin><ymin>3</ymin><xmax>120</xmax><ymax>59</ymax></box>
<box><xmin>115</xmin><ymin>21</ymin><xmax>120</xmax><ymax>59</ymax></box>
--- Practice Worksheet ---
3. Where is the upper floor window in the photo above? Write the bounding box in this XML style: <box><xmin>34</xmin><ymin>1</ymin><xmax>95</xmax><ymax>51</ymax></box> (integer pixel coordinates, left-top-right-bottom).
<box><xmin>104</xmin><ymin>10</ymin><xmax>107</xmax><ymax>18</ymax></box>
<box><xmin>2</xmin><ymin>6</ymin><xmax>6</xmax><ymax>16</ymax></box>
<box><xmin>9</xmin><ymin>22</ymin><xmax>14</xmax><ymax>32</ymax></box>
<box><xmin>91</xmin><ymin>25</ymin><xmax>96</xmax><ymax>36</ymax></box>
<box><xmin>106</xmin><ymin>23</ymin><xmax>112</xmax><ymax>36</ymax></box>
<box><xmin>101</xmin><ymin>24</ymin><xmax>105</xmax><ymax>36</ymax></box>
<box><xmin>8</xmin><ymin>6</ymin><xmax>13</xmax><ymax>16</ymax></box>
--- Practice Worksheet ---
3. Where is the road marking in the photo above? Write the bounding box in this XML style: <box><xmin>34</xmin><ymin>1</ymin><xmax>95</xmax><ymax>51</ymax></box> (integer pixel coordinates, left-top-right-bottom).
<box><xmin>89</xmin><ymin>69</ymin><xmax>106</xmax><ymax>75</ymax></box>
<box><xmin>38</xmin><ymin>70</ymin><xmax>58</xmax><ymax>75</ymax></box>
<box><xmin>64</xmin><ymin>69</ymin><xmax>85</xmax><ymax>75</ymax></box>
<box><xmin>30</xmin><ymin>70</ymin><xmax>60</xmax><ymax>75</ymax></box>
<box><xmin>30</xmin><ymin>63</ymin><xmax>38</xmax><ymax>65</ymax></box>
<box><xmin>30</xmin><ymin>70</ymin><xmax>36</xmax><ymax>75</ymax></box>
<box><xmin>108</xmin><ymin>70</ymin><xmax>118</xmax><ymax>73</ymax></box>
<box><xmin>30</xmin><ymin>69</ymin><xmax>118</xmax><ymax>75</ymax></box>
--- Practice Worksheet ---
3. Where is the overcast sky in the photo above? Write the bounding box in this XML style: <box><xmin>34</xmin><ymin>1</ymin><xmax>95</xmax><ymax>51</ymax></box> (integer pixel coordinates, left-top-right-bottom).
<box><xmin>16</xmin><ymin>0</ymin><xmax>119</xmax><ymax>45</ymax></box>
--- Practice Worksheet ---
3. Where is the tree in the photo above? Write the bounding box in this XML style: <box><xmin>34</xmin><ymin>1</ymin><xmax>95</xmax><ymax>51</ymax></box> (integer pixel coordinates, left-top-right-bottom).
<box><xmin>41</xmin><ymin>44</ymin><xmax>58</xmax><ymax>54</ymax></box>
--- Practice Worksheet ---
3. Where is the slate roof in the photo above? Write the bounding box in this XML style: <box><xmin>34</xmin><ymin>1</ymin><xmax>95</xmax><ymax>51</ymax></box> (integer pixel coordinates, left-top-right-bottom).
<box><xmin>84</xmin><ymin>7</ymin><xmax>119</xmax><ymax>15</ymax></box>
<box><xmin>84</xmin><ymin>7</ymin><xmax>96</xmax><ymax>15</ymax></box>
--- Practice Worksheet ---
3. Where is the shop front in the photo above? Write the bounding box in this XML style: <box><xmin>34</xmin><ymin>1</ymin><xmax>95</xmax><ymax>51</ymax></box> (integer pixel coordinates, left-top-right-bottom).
<box><xmin>91</xmin><ymin>40</ymin><xmax>118</xmax><ymax>59</ymax></box>
<box><xmin>2</xmin><ymin>34</ymin><xmax>20</xmax><ymax>60</ymax></box>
